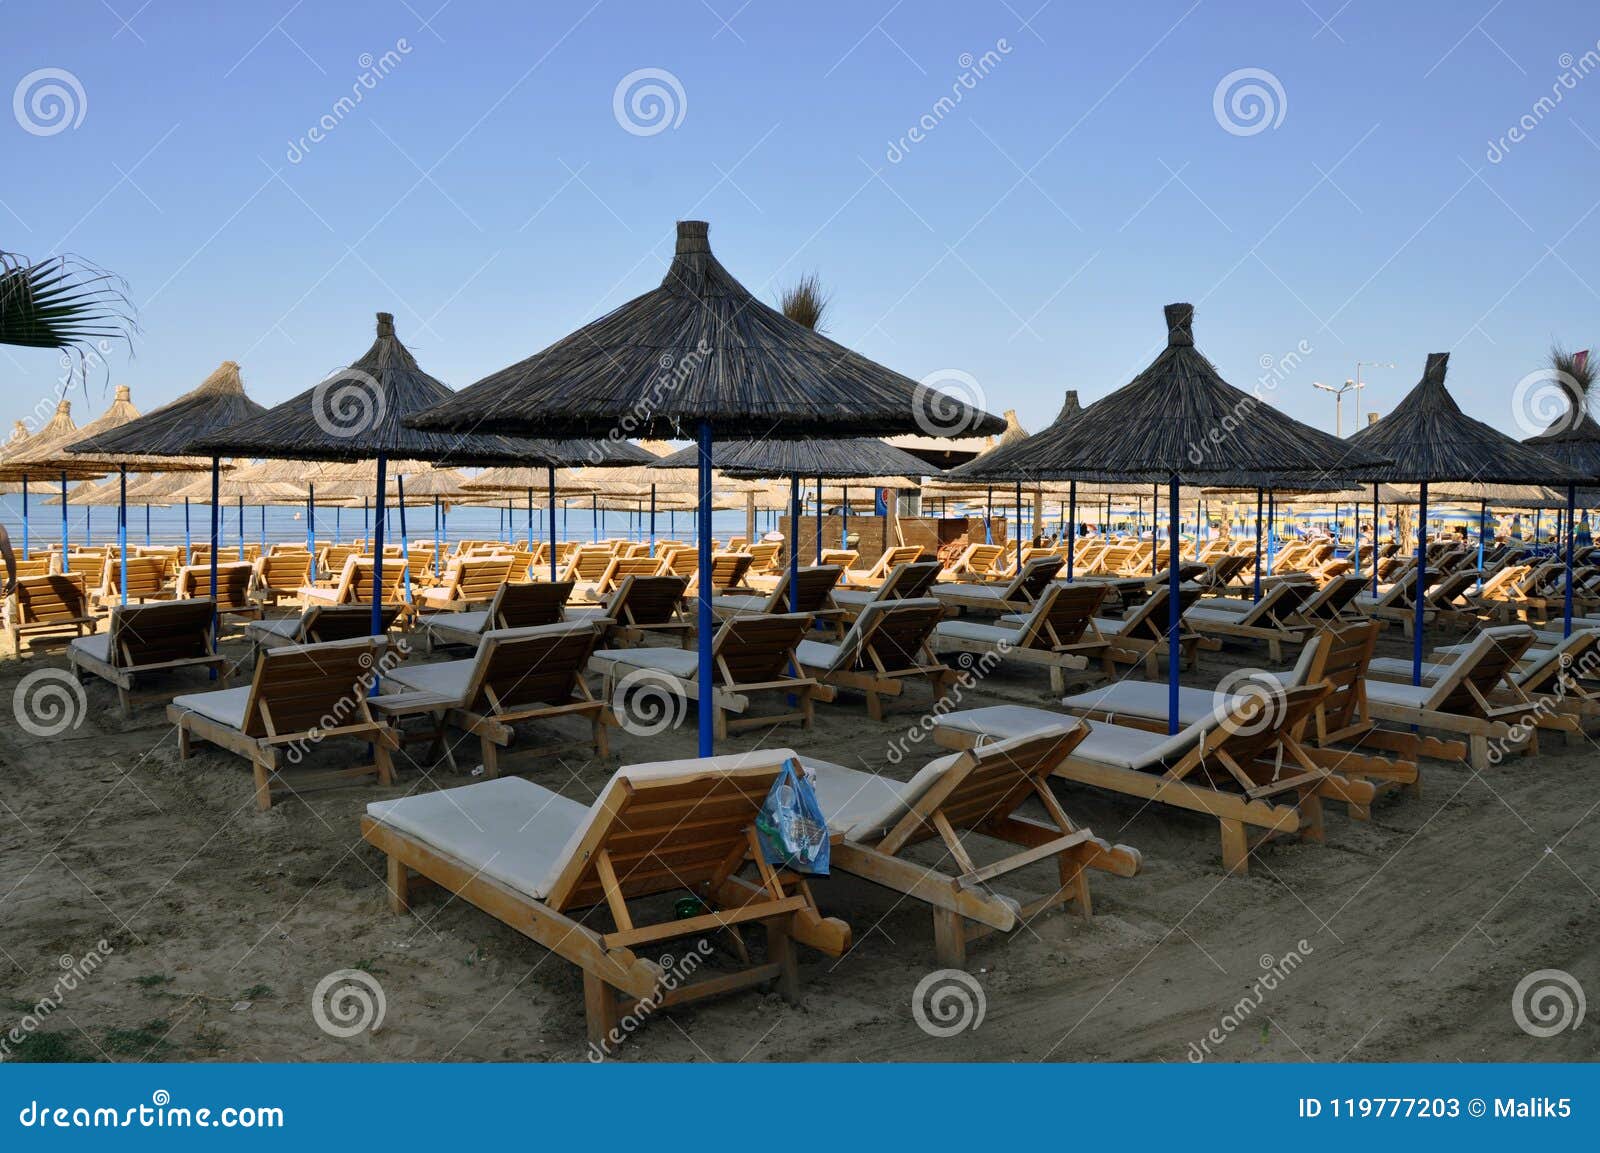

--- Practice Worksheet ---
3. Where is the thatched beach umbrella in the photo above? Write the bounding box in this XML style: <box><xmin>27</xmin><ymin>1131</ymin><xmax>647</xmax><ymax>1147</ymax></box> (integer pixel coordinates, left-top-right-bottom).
<box><xmin>951</xmin><ymin>304</ymin><xmax>1389</xmax><ymax>732</ymax></box>
<box><xmin>1347</xmin><ymin>352</ymin><xmax>1586</xmax><ymax>668</ymax></box>
<box><xmin>409</xmin><ymin>220</ymin><xmax>1002</xmax><ymax>752</ymax></box>
<box><xmin>0</xmin><ymin>397</ymin><xmax>117</xmax><ymax>574</ymax></box>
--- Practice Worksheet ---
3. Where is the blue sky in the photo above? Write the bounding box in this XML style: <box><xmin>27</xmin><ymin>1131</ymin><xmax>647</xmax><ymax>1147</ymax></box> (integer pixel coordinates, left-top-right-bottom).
<box><xmin>4</xmin><ymin>0</ymin><xmax>1599</xmax><ymax>443</ymax></box>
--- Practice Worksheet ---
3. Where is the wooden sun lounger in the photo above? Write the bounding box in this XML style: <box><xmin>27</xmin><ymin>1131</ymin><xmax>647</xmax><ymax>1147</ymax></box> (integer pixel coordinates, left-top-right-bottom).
<box><xmin>938</xmin><ymin>542</ymin><xmax>1006</xmax><ymax>581</ymax></box>
<box><xmin>591</xmin><ymin>612</ymin><xmax>821</xmax><ymax>739</ymax></box>
<box><xmin>252</xmin><ymin>552</ymin><xmax>314</xmax><ymax>606</ymax></box>
<box><xmin>1096</xmin><ymin>582</ymin><xmax>1205</xmax><ymax>675</ymax></box>
<box><xmin>565</xmin><ymin>575</ymin><xmax>691</xmax><ymax>647</ymax></box>
<box><xmin>6</xmin><ymin>573</ymin><xmax>96</xmax><ymax>652</ymax></box>
<box><xmin>360</xmin><ymin>751</ymin><xmax>850</xmax><ymax>1047</ymax></box>
<box><xmin>176</xmin><ymin>561</ymin><xmax>261</xmax><ymax>621</ymax></box>
<box><xmin>168</xmin><ymin>636</ymin><xmax>397</xmax><ymax>810</ymax></box>
<box><xmin>932</xmin><ymin>675</ymin><xmax>1354</xmax><ymax>875</ymax></box>
<box><xmin>417</xmin><ymin>554</ymin><xmax>515</xmax><ymax>612</ymax></box>
<box><xmin>380</xmin><ymin>622</ymin><xmax>609</xmax><ymax>774</ymax></box>
<box><xmin>932</xmin><ymin>554</ymin><xmax>1064</xmax><ymax>614</ymax></box>
<box><xmin>802</xmin><ymin>728</ymin><xmax>1141</xmax><ymax>968</ymax></box>
<box><xmin>840</xmin><ymin>545</ymin><xmax>925</xmax><ymax>588</ymax></box>
<box><xmin>67</xmin><ymin>597</ymin><xmax>226</xmax><ymax>716</ymax></box>
<box><xmin>710</xmin><ymin>564</ymin><xmax>843</xmax><ymax>622</ymax></box>
<box><xmin>933</xmin><ymin>582</ymin><xmax>1115</xmax><ymax>691</ymax></box>
<box><xmin>247</xmin><ymin>603</ymin><xmax>404</xmax><ymax>653</ymax></box>
<box><xmin>576</xmin><ymin>555</ymin><xmax>666</xmax><ymax>603</ymax></box>
<box><xmin>422</xmin><ymin>580</ymin><xmax>575</xmax><ymax>652</ymax></box>
<box><xmin>832</xmin><ymin>560</ymin><xmax>942</xmax><ymax>619</ymax></box>
<box><xmin>1183</xmin><ymin>579</ymin><xmax>1315</xmax><ymax>663</ymax></box>
<box><xmin>90</xmin><ymin>555</ymin><xmax>170</xmax><ymax>609</ymax></box>
<box><xmin>793</xmin><ymin>598</ymin><xmax>953</xmax><ymax>720</ymax></box>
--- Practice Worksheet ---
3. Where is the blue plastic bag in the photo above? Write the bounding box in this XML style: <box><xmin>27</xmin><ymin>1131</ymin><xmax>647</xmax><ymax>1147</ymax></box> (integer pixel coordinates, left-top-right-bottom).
<box><xmin>755</xmin><ymin>759</ymin><xmax>829</xmax><ymax>876</ymax></box>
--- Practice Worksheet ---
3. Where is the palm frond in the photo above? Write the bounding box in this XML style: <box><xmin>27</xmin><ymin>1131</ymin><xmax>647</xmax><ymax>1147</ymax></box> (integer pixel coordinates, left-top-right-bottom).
<box><xmin>778</xmin><ymin>271</ymin><xmax>831</xmax><ymax>332</ymax></box>
<box><xmin>1551</xmin><ymin>342</ymin><xmax>1595</xmax><ymax>405</ymax></box>
<box><xmin>0</xmin><ymin>250</ymin><xmax>136</xmax><ymax>354</ymax></box>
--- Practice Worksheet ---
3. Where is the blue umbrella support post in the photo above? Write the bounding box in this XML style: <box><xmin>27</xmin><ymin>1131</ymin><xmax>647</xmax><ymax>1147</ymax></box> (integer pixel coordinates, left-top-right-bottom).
<box><xmin>526</xmin><ymin>488</ymin><xmax>534</xmax><ymax>559</ymax></box>
<box><xmin>1476</xmin><ymin>502</ymin><xmax>1488</xmax><ymax>592</ymax></box>
<box><xmin>117</xmin><ymin>467</ymin><xmax>128</xmax><ymax>607</ymax></box>
<box><xmin>841</xmin><ymin>485</ymin><xmax>849</xmax><ymax>548</ymax></box>
<box><xmin>789</xmin><ymin>474</ymin><xmax>801</xmax><ymax>613</ymax></box>
<box><xmin>696</xmin><ymin>423</ymin><xmax>715</xmax><ymax>756</ymax></box>
<box><xmin>59</xmin><ymin>472</ymin><xmax>69</xmax><ymax>573</ymax></box>
<box><xmin>547</xmin><ymin>468</ymin><xmax>559</xmax><ymax>581</ymax></box>
<box><xmin>1252</xmin><ymin>489</ymin><xmax>1264</xmax><ymax>603</ymax></box>
<box><xmin>1564</xmin><ymin>484</ymin><xmax>1577</xmax><ymax>638</ymax></box>
<box><xmin>306</xmin><ymin>485</ymin><xmax>317</xmax><ymax>581</ymax></box>
<box><xmin>815</xmin><ymin>474</ymin><xmax>824</xmax><ymax>563</ymax></box>
<box><xmin>1411</xmin><ymin>482</ymin><xmax>1428</xmax><ymax>685</ymax></box>
<box><xmin>397</xmin><ymin>474</ymin><xmax>413</xmax><ymax>610</ymax></box>
<box><xmin>433</xmin><ymin>497</ymin><xmax>442</xmax><ymax>577</ymax></box>
<box><xmin>260</xmin><ymin>505</ymin><xmax>267</xmax><ymax>555</ymax></box>
<box><xmin>144</xmin><ymin>503</ymin><xmax>151</xmax><ymax>548</ymax></box>
<box><xmin>20</xmin><ymin>477</ymin><xmax>28</xmax><ymax>559</ymax></box>
<box><xmin>371</xmin><ymin>455</ymin><xmax>388</xmax><ymax>639</ymax></box>
<box><xmin>1166</xmin><ymin>475</ymin><xmax>1181</xmax><ymax>735</ymax></box>
<box><xmin>208</xmin><ymin>458</ymin><xmax>221</xmax><ymax>671</ymax></box>
<box><xmin>1066</xmin><ymin>481</ymin><xmax>1077</xmax><ymax>581</ymax></box>
<box><xmin>1371</xmin><ymin>484</ymin><xmax>1381</xmax><ymax>598</ymax></box>
<box><xmin>648</xmin><ymin>484</ymin><xmax>657</xmax><ymax>558</ymax></box>
<box><xmin>237</xmin><ymin>495</ymin><xmax>245</xmax><ymax>555</ymax></box>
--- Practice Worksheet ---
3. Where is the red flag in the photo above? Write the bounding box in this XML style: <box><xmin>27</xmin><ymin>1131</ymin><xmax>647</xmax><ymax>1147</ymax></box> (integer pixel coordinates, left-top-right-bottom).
<box><xmin>1576</xmin><ymin>349</ymin><xmax>1590</xmax><ymax>375</ymax></box>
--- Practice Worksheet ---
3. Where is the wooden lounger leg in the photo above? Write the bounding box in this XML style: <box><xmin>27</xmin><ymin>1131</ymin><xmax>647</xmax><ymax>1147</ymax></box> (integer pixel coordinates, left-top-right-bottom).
<box><xmin>583</xmin><ymin>970</ymin><xmax>620</xmax><ymax>1049</ymax></box>
<box><xmin>1468</xmin><ymin>733</ymin><xmax>1489</xmax><ymax>771</ymax></box>
<box><xmin>385</xmin><ymin>855</ymin><xmax>410</xmax><ymax>914</ymax></box>
<box><xmin>480</xmin><ymin>735</ymin><xmax>499</xmax><ymax>779</ymax></box>
<box><xmin>767</xmin><ymin>919</ymin><xmax>800</xmax><ymax>1005</ymax></box>
<box><xmin>932</xmin><ymin>906</ymin><xmax>967</xmax><ymax>969</ymax></box>
<box><xmin>374</xmin><ymin>739</ymin><xmax>395</xmax><ymax>788</ymax></box>
<box><xmin>1298</xmin><ymin>789</ymin><xmax>1325</xmax><ymax>844</ymax></box>
<box><xmin>251</xmin><ymin>755</ymin><xmax>274</xmax><ymax>812</ymax></box>
<box><xmin>177</xmin><ymin>718</ymin><xmax>192</xmax><ymax>760</ymax></box>
<box><xmin>1219</xmin><ymin>819</ymin><xmax>1249</xmax><ymax>875</ymax></box>
<box><xmin>1060</xmin><ymin>853</ymin><xmax>1092</xmax><ymax>918</ymax></box>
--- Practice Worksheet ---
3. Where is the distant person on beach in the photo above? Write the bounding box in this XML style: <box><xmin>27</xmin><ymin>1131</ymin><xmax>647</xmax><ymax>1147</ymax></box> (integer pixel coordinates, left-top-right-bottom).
<box><xmin>0</xmin><ymin>525</ymin><xmax>16</xmax><ymax>596</ymax></box>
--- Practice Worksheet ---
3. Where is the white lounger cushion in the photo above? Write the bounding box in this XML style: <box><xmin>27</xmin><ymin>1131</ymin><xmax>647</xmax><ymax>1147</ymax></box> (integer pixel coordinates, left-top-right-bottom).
<box><xmin>589</xmin><ymin>646</ymin><xmax>699</xmax><ymax>678</ymax></box>
<box><xmin>425</xmin><ymin>610</ymin><xmax>490</xmax><ymax>636</ymax></box>
<box><xmin>934</xmin><ymin>705</ymin><xmax>1209</xmax><ymax>771</ymax></box>
<box><xmin>67</xmin><ymin>633</ymin><xmax>112</xmax><ymax>662</ymax></box>
<box><xmin>386</xmin><ymin>658</ymin><xmax>474</xmax><ymax>701</ymax></box>
<box><xmin>712</xmin><ymin>593</ymin><xmax>771</xmax><ymax>613</ymax></box>
<box><xmin>1201</xmin><ymin>596</ymin><xmax>1257</xmax><ymax>614</ymax></box>
<box><xmin>935</xmin><ymin>619</ymin><xmax>1024</xmax><ymax>645</ymax></box>
<box><xmin>169</xmin><ymin>686</ymin><xmax>252</xmax><ymax>730</ymax></box>
<box><xmin>794</xmin><ymin>638</ymin><xmax>844</xmax><ymax>671</ymax></box>
<box><xmin>832</xmin><ymin>588</ymin><xmax>876</xmax><ymax>608</ymax></box>
<box><xmin>1363</xmin><ymin>680</ymin><xmax>1434</xmax><ymax>709</ymax></box>
<box><xmin>367</xmin><ymin>749</ymin><xmax>804</xmax><ymax>901</ymax></box>
<box><xmin>932</xmin><ymin>582</ymin><xmax>1010</xmax><ymax>601</ymax></box>
<box><xmin>246</xmin><ymin>617</ymin><xmax>303</xmax><ymax>641</ymax></box>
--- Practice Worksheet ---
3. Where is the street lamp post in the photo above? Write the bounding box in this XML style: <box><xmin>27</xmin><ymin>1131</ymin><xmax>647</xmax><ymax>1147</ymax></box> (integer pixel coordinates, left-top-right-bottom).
<box><xmin>1312</xmin><ymin>379</ymin><xmax>1363</xmax><ymax>437</ymax></box>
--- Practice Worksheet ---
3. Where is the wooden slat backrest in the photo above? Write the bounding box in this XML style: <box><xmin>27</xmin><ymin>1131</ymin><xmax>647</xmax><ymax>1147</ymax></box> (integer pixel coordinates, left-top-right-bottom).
<box><xmin>303</xmin><ymin>604</ymin><xmax>401</xmax><ymax>642</ymax></box>
<box><xmin>784</xmin><ymin>564</ymin><xmax>842</xmax><ymax>613</ymax></box>
<box><xmin>347</xmin><ymin>559</ymin><xmax>410</xmax><ymax>604</ymax></box>
<box><xmin>259</xmin><ymin>553</ymin><xmax>313</xmax><ymax>589</ymax></box>
<box><xmin>1300</xmin><ymin>621</ymin><xmax>1379</xmax><ymax>734</ymax></box>
<box><xmin>494</xmin><ymin>580</ymin><xmax>574</xmax><ymax>628</ymax></box>
<box><xmin>1012</xmin><ymin>554</ymin><xmax>1064</xmax><ymax>600</ymax></box>
<box><xmin>1209</xmin><ymin>683</ymin><xmax>1329</xmax><ymax>767</ymax></box>
<box><xmin>108</xmin><ymin>598</ymin><xmax>216</xmax><ymax>669</ymax></box>
<box><xmin>747</xmin><ymin>541</ymin><xmax>782</xmax><ymax>572</ymax></box>
<box><xmin>708</xmin><ymin>552</ymin><xmax>753</xmax><ymax>590</ymax></box>
<box><xmin>14</xmin><ymin>557</ymin><xmax>52</xmax><ymax>579</ymax></box>
<box><xmin>856</xmin><ymin>600</ymin><xmax>943</xmax><ymax>673</ymax></box>
<box><xmin>240</xmin><ymin>637</ymin><xmax>383</xmax><ymax>738</ymax></box>
<box><xmin>320</xmin><ymin>544</ymin><xmax>360</xmax><ymax>575</ymax></box>
<box><xmin>1435</xmin><ymin>631</ymin><xmax>1534</xmax><ymax>716</ymax></box>
<box><xmin>14</xmin><ymin>573</ymin><xmax>89</xmax><ymax>623</ymax></box>
<box><xmin>101</xmin><ymin>556</ymin><xmax>167</xmax><ymax>599</ymax></box>
<box><xmin>563</xmin><ymin>545</ymin><xmax>614</xmax><ymax>582</ymax></box>
<box><xmin>454</xmin><ymin>556</ymin><xmax>514</xmax><ymax>600</ymax></box>
<box><xmin>1121</xmin><ymin>583</ymin><xmax>1202</xmax><ymax>641</ymax></box>
<box><xmin>1038</xmin><ymin>582</ymin><xmax>1108</xmax><ymax>646</ymax></box>
<box><xmin>465</xmin><ymin>624</ymin><xmax>600</xmax><ymax>711</ymax></box>
<box><xmin>713</xmin><ymin>613</ymin><xmax>808</xmax><ymax>685</ymax></box>
<box><xmin>545</xmin><ymin>762</ymin><xmax>787</xmax><ymax>911</ymax></box>
<box><xmin>609</xmin><ymin>575</ymin><xmax>688</xmax><ymax>625</ymax></box>
<box><xmin>819</xmin><ymin>549</ymin><xmax>858</xmax><ymax>571</ymax></box>
<box><xmin>180</xmin><ymin>562</ymin><xmax>254</xmax><ymax>609</ymax></box>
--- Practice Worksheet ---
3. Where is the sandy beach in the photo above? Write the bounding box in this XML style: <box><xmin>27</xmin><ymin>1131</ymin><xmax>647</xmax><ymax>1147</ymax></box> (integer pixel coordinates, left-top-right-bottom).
<box><xmin>2</xmin><ymin>617</ymin><xmax>1594</xmax><ymax>1065</ymax></box>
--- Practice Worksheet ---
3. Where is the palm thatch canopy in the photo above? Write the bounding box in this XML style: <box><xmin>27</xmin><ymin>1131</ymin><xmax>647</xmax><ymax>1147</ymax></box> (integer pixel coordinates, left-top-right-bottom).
<box><xmin>191</xmin><ymin>313</ymin><xmax>582</xmax><ymax>466</ymax></box>
<box><xmin>1346</xmin><ymin>353</ymin><xmax>1584</xmax><ymax>485</ymax></box>
<box><xmin>460</xmin><ymin>467</ymin><xmax>599</xmax><ymax>497</ymax></box>
<box><xmin>649</xmin><ymin>436</ymin><xmax>935</xmax><ymax>480</ymax></box>
<box><xmin>1524</xmin><ymin>414</ymin><xmax>1600</xmax><ymax>480</ymax></box>
<box><xmin>951</xmin><ymin>304</ymin><xmax>1388</xmax><ymax>484</ymax></box>
<box><xmin>407</xmin><ymin>221</ymin><xmax>1005</xmax><ymax>441</ymax></box>
<box><xmin>888</xmin><ymin>408</ymin><xmax>1028</xmax><ymax>470</ymax></box>
<box><xmin>65</xmin><ymin>360</ymin><xmax>266</xmax><ymax>471</ymax></box>
<box><xmin>0</xmin><ymin>398</ymin><xmax>109</xmax><ymax>481</ymax></box>
<box><xmin>170</xmin><ymin>473</ymin><xmax>306</xmax><ymax>503</ymax></box>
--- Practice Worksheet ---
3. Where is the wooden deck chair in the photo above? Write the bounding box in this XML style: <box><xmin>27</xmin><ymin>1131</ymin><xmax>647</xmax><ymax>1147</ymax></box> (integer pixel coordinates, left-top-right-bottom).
<box><xmin>746</xmin><ymin>540</ymin><xmax>783</xmax><ymax>574</ymax></box>
<box><xmin>657</xmin><ymin>545</ymin><xmax>697</xmax><ymax>579</ymax></box>
<box><xmin>711</xmin><ymin>564</ymin><xmax>843</xmax><ymax>622</ymax></box>
<box><xmin>132</xmin><ymin>545</ymin><xmax>184</xmax><ymax>580</ymax></box>
<box><xmin>1097</xmin><ymin>582</ymin><xmax>1205</xmax><ymax>675</ymax></box>
<box><xmin>559</xmin><ymin>544</ymin><xmax>615</xmax><ymax>586</ymax></box>
<box><xmin>819</xmin><ymin>548</ymin><xmax>859</xmax><ymax>571</ymax></box>
<box><xmin>832</xmin><ymin>559</ymin><xmax>943</xmax><ymax>620</ymax></box>
<box><xmin>379</xmin><ymin>622</ymin><xmax>609</xmax><ymax>774</ymax></box>
<box><xmin>300</xmin><ymin>557</ymin><xmax>411</xmax><ymax>613</ymax></box>
<box><xmin>938</xmin><ymin>542</ymin><xmax>1005</xmax><ymax>581</ymax></box>
<box><xmin>168</xmin><ymin>637</ymin><xmax>397</xmax><ymax>810</ymax></box>
<box><xmin>67</xmin><ymin>597</ymin><xmax>225</xmax><ymax>716</ymax></box>
<box><xmin>932</xmin><ymin>554</ymin><xmax>1065</xmax><ymax>614</ymax></box>
<box><xmin>315</xmin><ymin>544</ymin><xmax>361</xmax><ymax>581</ymax></box>
<box><xmin>1182</xmin><ymin>579</ymin><xmax>1316</xmax><ymax>663</ymax></box>
<box><xmin>90</xmin><ymin>555</ymin><xmax>169</xmax><ymax>608</ymax></box>
<box><xmin>247</xmin><ymin>603</ymin><xmax>404</xmax><ymax>653</ymax></box>
<box><xmin>935</xmin><ymin>583</ymin><xmax>1113</xmax><ymax>691</ymax></box>
<box><xmin>252</xmin><ymin>551</ymin><xmax>313</xmax><ymax>606</ymax></box>
<box><xmin>591</xmin><ymin>612</ymin><xmax>819</xmax><ymax>739</ymax></box>
<box><xmin>1361</xmin><ymin>625</ymin><xmax>1539</xmax><ymax>770</ymax></box>
<box><xmin>840</xmin><ymin>545</ymin><xmax>925</xmax><ymax>587</ymax></box>
<box><xmin>1422</xmin><ymin>567</ymin><xmax>1486</xmax><ymax>625</ymax></box>
<box><xmin>5</xmin><ymin>573</ymin><xmax>96</xmax><ymax>652</ymax></box>
<box><xmin>422</xmin><ymin>580</ymin><xmax>575</xmax><ymax>652</ymax></box>
<box><xmin>1290</xmin><ymin>573</ymin><xmax>1368</xmax><ymax>627</ymax></box>
<box><xmin>932</xmin><ymin>679</ymin><xmax>1351</xmax><ymax>875</ymax></box>
<box><xmin>417</xmin><ymin>554</ymin><xmax>514</xmax><ymax>612</ymax></box>
<box><xmin>802</xmin><ymin>728</ymin><xmax>1141</xmax><ymax>968</ymax></box>
<box><xmin>1196</xmin><ymin>553</ymin><xmax>1252</xmax><ymax>590</ymax></box>
<box><xmin>577</xmin><ymin>554</ymin><xmax>666</xmax><ymax>603</ymax></box>
<box><xmin>565</xmin><ymin>575</ymin><xmax>690</xmax><ymax>647</ymax></box>
<box><xmin>12</xmin><ymin>557</ymin><xmax>54</xmax><ymax>580</ymax></box>
<box><xmin>176</xmin><ymin>561</ymin><xmax>262</xmax><ymax>620</ymax></box>
<box><xmin>793</xmin><ymin>598</ymin><xmax>952</xmax><ymax>720</ymax></box>
<box><xmin>360</xmin><ymin>751</ymin><xmax>851</xmax><ymax>1047</ymax></box>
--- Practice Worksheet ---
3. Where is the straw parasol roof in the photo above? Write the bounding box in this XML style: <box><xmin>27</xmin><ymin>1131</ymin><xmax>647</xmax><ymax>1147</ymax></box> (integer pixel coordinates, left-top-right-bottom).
<box><xmin>460</xmin><ymin>467</ymin><xmax>599</xmax><ymax>497</ymax></box>
<box><xmin>0</xmin><ymin>398</ymin><xmax>109</xmax><ymax>481</ymax></box>
<box><xmin>1523</xmin><ymin>409</ymin><xmax>1600</xmax><ymax>480</ymax></box>
<box><xmin>408</xmin><ymin>221</ymin><xmax>1006</xmax><ymax>441</ymax></box>
<box><xmin>649</xmin><ymin>437</ymin><xmax>935</xmax><ymax>480</ymax></box>
<box><xmin>1345</xmin><ymin>353</ymin><xmax>1584</xmax><ymax>484</ymax></box>
<box><xmin>887</xmin><ymin>408</ymin><xmax>1028</xmax><ymax>470</ymax></box>
<box><xmin>170</xmin><ymin>472</ymin><xmax>307</xmax><ymax>503</ymax></box>
<box><xmin>950</xmin><ymin>304</ymin><xmax>1387</xmax><ymax>484</ymax></box>
<box><xmin>65</xmin><ymin>361</ymin><xmax>267</xmax><ymax>472</ymax></box>
<box><xmin>191</xmin><ymin>313</ymin><xmax>580</xmax><ymax>466</ymax></box>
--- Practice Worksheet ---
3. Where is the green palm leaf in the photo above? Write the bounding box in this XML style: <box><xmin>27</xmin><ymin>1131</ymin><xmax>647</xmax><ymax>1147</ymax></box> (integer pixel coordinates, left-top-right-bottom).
<box><xmin>0</xmin><ymin>250</ymin><xmax>135</xmax><ymax>352</ymax></box>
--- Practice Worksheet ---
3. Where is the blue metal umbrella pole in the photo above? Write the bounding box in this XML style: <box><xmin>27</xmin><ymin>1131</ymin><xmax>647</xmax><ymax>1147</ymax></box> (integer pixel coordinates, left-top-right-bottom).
<box><xmin>237</xmin><ymin>495</ymin><xmax>245</xmax><ymax>554</ymax></box>
<box><xmin>1371</xmin><ymin>483</ymin><xmax>1381</xmax><ymax>598</ymax></box>
<box><xmin>144</xmin><ymin>502</ymin><xmax>151</xmax><ymax>548</ymax></box>
<box><xmin>1166</xmin><ymin>475</ymin><xmax>1182</xmax><ymax>735</ymax></box>
<box><xmin>815</xmin><ymin>474</ymin><xmax>824</xmax><ymax>563</ymax></box>
<box><xmin>397</xmin><ymin>474</ymin><xmax>413</xmax><ymax>608</ymax></box>
<box><xmin>789</xmin><ymin>474</ymin><xmax>801</xmax><ymax>613</ymax></box>
<box><xmin>372</xmin><ymin>455</ymin><xmax>388</xmax><ymax>638</ymax></box>
<box><xmin>841</xmin><ymin>485</ymin><xmax>849</xmax><ymax>548</ymax></box>
<box><xmin>59</xmin><ymin>472</ymin><xmax>69</xmax><ymax>573</ymax></box>
<box><xmin>547</xmin><ymin>468</ymin><xmax>558</xmax><ymax>581</ymax></box>
<box><xmin>1066</xmin><ymin>480</ymin><xmax>1077</xmax><ymax>581</ymax></box>
<box><xmin>20</xmin><ymin>477</ymin><xmax>28</xmax><ymax>559</ymax></box>
<box><xmin>1476</xmin><ymin>501</ymin><xmax>1488</xmax><ymax>592</ymax></box>
<box><xmin>117</xmin><ymin>467</ymin><xmax>129</xmax><ymax>607</ymax></box>
<box><xmin>525</xmin><ymin>487</ymin><xmax>533</xmax><ymax>554</ymax></box>
<box><xmin>1253</xmin><ymin>489</ymin><xmax>1264</xmax><ymax>603</ymax></box>
<box><xmin>649</xmin><ymin>484</ymin><xmax>657</xmax><ymax>558</ymax></box>
<box><xmin>209</xmin><ymin>458</ymin><xmax>220</xmax><ymax>666</ymax></box>
<box><xmin>696</xmin><ymin>422</ymin><xmax>715</xmax><ymax>756</ymax></box>
<box><xmin>591</xmin><ymin>494</ymin><xmax>599</xmax><ymax>543</ymax></box>
<box><xmin>1411</xmin><ymin>481</ymin><xmax>1428</xmax><ymax>685</ymax></box>
<box><xmin>260</xmin><ymin>505</ymin><xmax>266</xmax><ymax>554</ymax></box>
<box><xmin>1564</xmin><ymin>484</ymin><xmax>1576</xmax><ymax>638</ymax></box>
<box><xmin>306</xmin><ymin>484</ymin><xmax>317</xmax><ymax>581</ymax></box>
